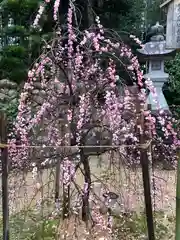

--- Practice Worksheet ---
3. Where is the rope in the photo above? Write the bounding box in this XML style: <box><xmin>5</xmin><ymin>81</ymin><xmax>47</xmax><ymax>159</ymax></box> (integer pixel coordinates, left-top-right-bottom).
<box><xmin>0</xmin><ymin>143</ymin><xmax>8</xmax><ymax>148</ymax></box>
<box><xmin>0</xmin><ymin>140</ymin><xmax>152</xmax><ymax>150</ymax></box>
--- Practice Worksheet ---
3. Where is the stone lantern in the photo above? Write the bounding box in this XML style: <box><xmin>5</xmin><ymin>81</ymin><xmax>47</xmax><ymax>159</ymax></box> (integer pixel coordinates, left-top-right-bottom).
<box><xmin>102</xmin><ymin>192</ymin><xmax>119</xmax><ymax>210</ymax></box>
<box><xmin>137</xmin><ymin>22</ymin><xmax>176</xmax><ymax>112</ymax></box>
<box><xmin>160</xmin><ymin>0</ymin><xmax>180</xmax><ymax>49</ymax></box>
<box><xmin>102</xmin><ymin>192</ymin><xmax>119</xmax><ymax>228</ymax></box>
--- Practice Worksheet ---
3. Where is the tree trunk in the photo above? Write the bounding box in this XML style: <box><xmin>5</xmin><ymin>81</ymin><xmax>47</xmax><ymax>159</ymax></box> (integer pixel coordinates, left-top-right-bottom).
<box><xmin>62</xmin><ymin>175</ymin><xmax>70</xmax><ymax>219</ymax></box>
<box><xmin>62</xmin><ymin>123</ymin><xmax>71</xmax><ymax>219</ymax></box>
<box><xmin>81</xmin><ymin>151</ymin><xmax>91</xmax><ymax>223</ymax></box>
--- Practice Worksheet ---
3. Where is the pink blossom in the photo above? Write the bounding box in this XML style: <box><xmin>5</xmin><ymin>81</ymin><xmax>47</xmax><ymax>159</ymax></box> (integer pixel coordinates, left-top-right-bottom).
<box><xmin>54</xmin><ymin>0</ymin><xmax>61</xmax><ymax>21</ymax></box>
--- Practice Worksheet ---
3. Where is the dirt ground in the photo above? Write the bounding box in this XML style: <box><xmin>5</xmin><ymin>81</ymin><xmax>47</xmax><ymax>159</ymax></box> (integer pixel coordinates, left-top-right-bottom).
<box><xmin>0</xmin><ymin>153</ymin><xmax>176</xmax><ymax>217</ymax></box>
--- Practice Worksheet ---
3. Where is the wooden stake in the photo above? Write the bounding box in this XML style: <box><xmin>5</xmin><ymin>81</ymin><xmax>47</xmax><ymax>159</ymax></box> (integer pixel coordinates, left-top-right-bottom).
<box><xmin>140</xmin><ymin>111</ymin><xmax>155</xmax><ymax>240</ymax></box>
<box><xmin>0</xmin><ymin>112</ymin><xmax>9</xmax><ymax>240</ymax></box>
<box><xmin>131</xmin><ymin>86</ymin><xmax>155</xmax><ymax>240</ymax></box>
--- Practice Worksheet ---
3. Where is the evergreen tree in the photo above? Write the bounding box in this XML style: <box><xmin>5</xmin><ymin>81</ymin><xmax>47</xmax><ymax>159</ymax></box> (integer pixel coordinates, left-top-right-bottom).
<box><xmin>0</xmin><ymin>0</ymin><xmax>54</xmax><ymax>84</ymax></box>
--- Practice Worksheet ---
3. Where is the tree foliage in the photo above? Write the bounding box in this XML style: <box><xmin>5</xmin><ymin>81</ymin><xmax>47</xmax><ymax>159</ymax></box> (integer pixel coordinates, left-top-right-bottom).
<box><xmin>164</xmin><ymin>53</ymin><xmax>180</xmax><ymax>116</ymax></box>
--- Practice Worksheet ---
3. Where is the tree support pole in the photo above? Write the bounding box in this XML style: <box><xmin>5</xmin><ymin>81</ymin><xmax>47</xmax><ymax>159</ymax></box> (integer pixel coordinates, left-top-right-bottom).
<box><xmin>0</xmin><ymin>112</ymin><xmax>9</xmax><ymax>240</ymax></box>
<box><xmin>140</xmin><ymin>112</ymin><xmax>155</xmax><ymax>240</ymax></box>
<box><xmin>175</xmin><ymin>150</ymin><xmax>180</xmax><ymax>240</ymax></box>
<box><xmin>133</xmin><ymin>86</ymin><xmax>155</xmax><ymax>240</ymax></box>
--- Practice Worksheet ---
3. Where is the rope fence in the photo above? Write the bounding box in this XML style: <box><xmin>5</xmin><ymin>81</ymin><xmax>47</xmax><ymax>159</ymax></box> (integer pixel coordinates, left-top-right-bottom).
<box><xmin>0</xmin><ymin>140</ymin><xmax>152</xmax><ymax>150</ymax></box>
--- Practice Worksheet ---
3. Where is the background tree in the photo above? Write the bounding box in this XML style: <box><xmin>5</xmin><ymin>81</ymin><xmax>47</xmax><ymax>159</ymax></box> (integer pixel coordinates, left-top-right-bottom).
<box><xmin>0</xmin><ymin>0</ymin><xmax>55</xmax><ymax>84</ymax></box>
<box><xmin>74</xmin><ymin>0</ymin><xmax>145</xmax><ymax>36</ymax></box>
<box><xmin>145</xmin><ymin>0</ymin><xmax>162</xmax><ymax>26</ymax></box>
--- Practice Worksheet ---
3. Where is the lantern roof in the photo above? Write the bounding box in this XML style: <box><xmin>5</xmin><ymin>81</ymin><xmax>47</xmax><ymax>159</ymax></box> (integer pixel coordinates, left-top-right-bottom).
<box><xmin>137</xmin><ymin>22</ymin><xmax>176</xmax><ymax>60</ymax></box>
<box><xmin>138</xmin><ymin>41</ymin><xmax>175</xmax><ymax>57</ymax></box>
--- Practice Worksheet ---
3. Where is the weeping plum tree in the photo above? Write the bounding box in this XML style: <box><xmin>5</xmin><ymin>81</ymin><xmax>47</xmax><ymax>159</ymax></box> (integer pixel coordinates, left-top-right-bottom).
<box><xmin>8</xmin><ymin>0</ymin><xmax>178</xmax><ymax>237</ymax></box>
<box><xmin>10</xmin><ymin>11</ymin><xmax>142</xmax><ymax>219</ymax></box>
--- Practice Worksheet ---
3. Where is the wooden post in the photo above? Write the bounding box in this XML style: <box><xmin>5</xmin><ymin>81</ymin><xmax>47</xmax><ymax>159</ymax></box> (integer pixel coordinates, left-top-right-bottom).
<box><xmin>0</xmin><ymin>112</ymin><xmax>9</xmax><ymax>240</ymax></box>
<box><xmin>139</xmin><ymin>108</ymin><xmax>155</xmax><ymax>240</ymax></box>
<box><xmin>128</xmin><ymin>86</ymin><xmax>155</xmax><ymax>240</ymax></box>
